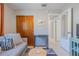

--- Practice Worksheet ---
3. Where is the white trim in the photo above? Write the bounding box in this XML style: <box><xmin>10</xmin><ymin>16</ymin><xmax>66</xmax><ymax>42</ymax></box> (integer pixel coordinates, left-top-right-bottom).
<box><xmin>61</xmin><ymin>8</ymin><xmax>72</xmax><ymax>16</ymax></box>
<box><xmin>48</xmin><ymin>14</ymin><xmax>59</xmax><ymax>16</ymax></box>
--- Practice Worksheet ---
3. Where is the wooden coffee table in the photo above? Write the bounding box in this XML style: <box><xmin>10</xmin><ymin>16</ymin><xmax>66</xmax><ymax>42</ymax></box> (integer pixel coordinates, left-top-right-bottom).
<box><xmin>28</xmin><ymin>47</ymin><xmax>47</xmax><ymax>56</ymax></box>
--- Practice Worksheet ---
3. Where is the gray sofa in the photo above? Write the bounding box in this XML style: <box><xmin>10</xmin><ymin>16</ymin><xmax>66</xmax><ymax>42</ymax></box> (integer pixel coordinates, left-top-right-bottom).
<box><xmin>0</xmin><ymin>42</ymin><xmax>27</xmax><ymax>56</ymax></box>
<box><xmin>0</xmin><ymin>33</ymin><xmax>27</xmax><ymax>56</ymax></box>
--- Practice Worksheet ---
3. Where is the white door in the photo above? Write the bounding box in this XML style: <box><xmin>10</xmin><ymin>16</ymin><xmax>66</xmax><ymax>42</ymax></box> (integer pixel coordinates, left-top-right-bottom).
<box><xmin>60</xmin><ymin>8</ymin><xmax>72</xmax><ymax>52</ymax></box>
<box><xmin>61</xmin><ymin>8</ymin><xmax>72</xmax><ymax>39</ymax></box>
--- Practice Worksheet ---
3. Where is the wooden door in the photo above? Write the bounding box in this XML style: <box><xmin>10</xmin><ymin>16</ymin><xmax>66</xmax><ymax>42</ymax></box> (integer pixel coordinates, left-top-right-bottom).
<box><xmin>16</xmin><ymin>16</ymin><xmax>34</xmax><ymax>47</ymax></box>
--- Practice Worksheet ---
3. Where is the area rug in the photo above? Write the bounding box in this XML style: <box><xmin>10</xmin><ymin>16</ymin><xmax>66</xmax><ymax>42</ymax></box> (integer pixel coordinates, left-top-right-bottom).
<box><xmin>45</xmin><ymin>48</ymin><xmax>57</xmax><ymax>56</ymax></box>
<box><xmin>24</xmin><ymin>48</ymin><xmax>57</xmax><ymax>56</ymax></box>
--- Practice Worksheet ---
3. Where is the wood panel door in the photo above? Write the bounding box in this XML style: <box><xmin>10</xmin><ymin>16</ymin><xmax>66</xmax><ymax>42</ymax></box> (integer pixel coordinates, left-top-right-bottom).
<box><xmin>16</xmin><ymin>16</ymin><xmax>34</xmax><ymax>47</ymax></box>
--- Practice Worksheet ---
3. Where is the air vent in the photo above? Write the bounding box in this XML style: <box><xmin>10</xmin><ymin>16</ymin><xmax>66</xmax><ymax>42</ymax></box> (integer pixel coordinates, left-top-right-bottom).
<box><xmin>41</xmin><ymin>4</ymin><xmax>47</xmax><ymax>7</ymax></box>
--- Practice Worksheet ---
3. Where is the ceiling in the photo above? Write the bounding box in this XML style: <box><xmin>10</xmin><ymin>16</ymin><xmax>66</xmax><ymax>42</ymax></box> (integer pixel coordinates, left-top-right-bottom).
<box><xmin>5</xmin><ymin>3</ymin><xmax>68</xmax><ymax>13</ymax></box>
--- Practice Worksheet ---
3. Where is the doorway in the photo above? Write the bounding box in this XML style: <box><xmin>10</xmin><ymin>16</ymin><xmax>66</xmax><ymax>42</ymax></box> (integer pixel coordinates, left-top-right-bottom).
<box><xmin>48</xmin><ymin>14</ymin><xmax>61</xmax><ymax>49</ymax></box>
<box><xmin>60</xmin><ymin>8</ymin><xmax>72</xmax><ymax>52</ymax></box>
<box><xmin>16</xmin><ymin>16</ymin><xmax>34</xmax><ymax>47</ymax></box>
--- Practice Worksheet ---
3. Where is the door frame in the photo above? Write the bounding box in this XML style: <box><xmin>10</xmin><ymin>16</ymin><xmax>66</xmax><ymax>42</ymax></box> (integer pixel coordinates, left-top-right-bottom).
<box><xmin>60</xmin><ymin>8</ymin><xmax>73</xmax><ymax>53</ymax></box>
<box><xmin>48</xmin><ymin>14</ymin><xmax>60</xmax><ymax>48</ymax></box>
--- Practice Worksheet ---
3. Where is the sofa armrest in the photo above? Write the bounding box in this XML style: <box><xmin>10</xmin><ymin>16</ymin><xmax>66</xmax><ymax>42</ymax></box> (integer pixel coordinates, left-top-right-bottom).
<box><xmin>22</xmin><ymin>38</ymin><xmax>27</xmax><ymax>45</ymax></box>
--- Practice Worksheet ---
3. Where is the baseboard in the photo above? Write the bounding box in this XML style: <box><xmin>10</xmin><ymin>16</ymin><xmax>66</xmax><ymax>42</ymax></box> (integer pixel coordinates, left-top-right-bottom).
<box><xmin>28</xmin><ymin>46</ymin><xmax>34</xmax><ymax>48</ymax></box>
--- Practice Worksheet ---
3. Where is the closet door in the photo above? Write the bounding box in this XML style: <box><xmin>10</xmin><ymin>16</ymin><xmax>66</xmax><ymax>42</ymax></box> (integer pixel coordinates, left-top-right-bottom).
<box><xmin>16</xmin><ymin>16</ymin><xmax>27</xmax><ymax>37</ymax></box>
<box><xmin>16</xmin><ymin>16</ymin><xmax>34</xmax><ymax>47</ymax></box>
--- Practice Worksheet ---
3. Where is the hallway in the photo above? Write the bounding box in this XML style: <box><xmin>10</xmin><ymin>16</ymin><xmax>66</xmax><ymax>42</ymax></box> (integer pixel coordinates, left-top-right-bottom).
<box><xmin>51</xmin><ymin>39</ymin><xmax>70</xmax><ymax>56</ymax></box>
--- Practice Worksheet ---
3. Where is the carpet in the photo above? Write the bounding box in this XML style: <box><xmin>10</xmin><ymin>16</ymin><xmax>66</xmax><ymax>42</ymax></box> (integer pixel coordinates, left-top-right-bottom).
<box><xmin>45</xmin><ymin>48</ymin><xmax>57</xmax><ymax>56</ymax></box>
<box><xmin>24</xmin><ymin>48</ymin><xmax>57</xmax><ymax>56</ymax></box>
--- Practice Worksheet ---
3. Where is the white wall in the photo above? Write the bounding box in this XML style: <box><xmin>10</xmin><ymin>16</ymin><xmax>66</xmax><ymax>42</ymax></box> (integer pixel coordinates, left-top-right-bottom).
<box><xmin>4</xmin><ymin>4</ymin><xmax>16</xmax><ymax>34</ymax></box>
<box><xmin>15</xmin><ymin>10</ymin><xmax>48</xmax><ymax>35</ymax></box>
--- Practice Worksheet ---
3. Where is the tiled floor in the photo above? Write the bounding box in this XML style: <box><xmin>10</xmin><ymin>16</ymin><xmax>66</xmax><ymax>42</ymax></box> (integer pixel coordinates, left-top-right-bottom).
<box><xmin>51</xmin><ymin>39</ymin><xmax>70</xmax><ymax>56</ymax></box>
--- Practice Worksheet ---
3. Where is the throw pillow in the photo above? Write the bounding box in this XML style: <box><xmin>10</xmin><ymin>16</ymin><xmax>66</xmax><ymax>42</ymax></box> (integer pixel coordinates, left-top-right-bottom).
<box><xmin>4</xmin><ymin>33</ymin><xmax>23</xmax><ymax>46</ymax></box>
<box><xmin>0</xmin><ymin>36</ymin><xmax>4</xmax><ymax>47</ymax></box>
<box><xmin>1</xmin><ymin>37</ymin><xmax>14</xmax><ymax>51</ymax></box>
